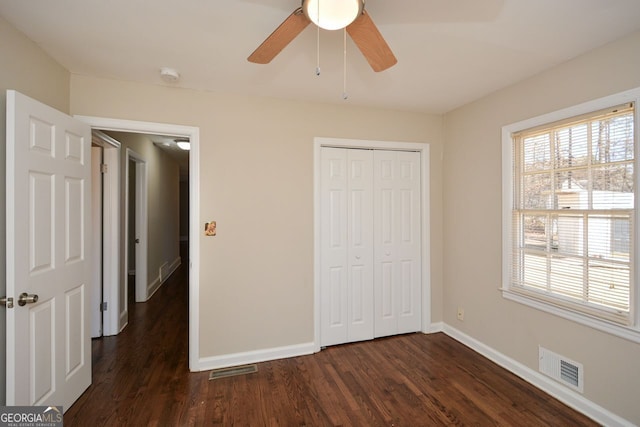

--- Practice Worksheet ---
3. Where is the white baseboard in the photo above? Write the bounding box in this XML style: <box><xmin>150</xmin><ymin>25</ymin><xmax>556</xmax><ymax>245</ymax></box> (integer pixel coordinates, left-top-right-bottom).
<box><xmin>160</xmin><ymin>257</ymin><xmax>181</xmax><ymax>284</ymax></box>
<box><xmin>117</xmin><ymin>313</ymin><xmax>128</xmax><ymax>334</ymax></box>
<box><xmin>168</xmin><ymin>257</ymin><xmax>181</xmax><ymax>279</ymax></box>
<box><xmin>426</xmin><ymin>321</ymin><xmax>444</xmax><ymax>333</ymax></box>
<box><xmin>159</xmin><ymin>261</ymin><xmax>170</xmax><ymax>282</ymax></box>
<box><xmin>146</xmin><ymin>276</ymin><xmax>161</xmax><ymax>300</ymax></box>
<box><xmin>197</xmin><ymin>342</ymin><xmax>316</xmax><ymax>372</ymax></box>
<box><xmin>442</xmin><ymin>324</ymin><xmax>634</xmax><ymax>427</ymax></box>
<box><xmin>146</xmin><ymin>257</ymin><xmax>182</xmax><ymax>301</ymax></box>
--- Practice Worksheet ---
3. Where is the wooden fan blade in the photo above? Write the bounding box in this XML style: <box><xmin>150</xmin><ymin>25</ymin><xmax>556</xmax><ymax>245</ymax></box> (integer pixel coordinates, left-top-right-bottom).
<box><xmin>248</xmin><ymin>7</ymin><xmax>311</xmax><ymax>64</ymax></box>
<box><xmin>346</xmin><ymin>10</ymin><xmax>397</xmax><ymax>72</ymax></box>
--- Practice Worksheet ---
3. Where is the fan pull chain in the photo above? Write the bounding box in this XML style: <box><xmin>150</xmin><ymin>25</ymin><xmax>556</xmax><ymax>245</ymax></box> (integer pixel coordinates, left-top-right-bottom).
<box><xmin>342</xmin><ymin>28</ymin><xmax>348</xmax><ymax>100</ymax></box>
<box><xmin>315</xmin><ymin>0</ymin><xmax>321</xmax><ymax>76</ymax></box>
<box><xmin>316</xmin><ymin>25</ymin><xmax>321</xmax><ymax>75</ymax></box>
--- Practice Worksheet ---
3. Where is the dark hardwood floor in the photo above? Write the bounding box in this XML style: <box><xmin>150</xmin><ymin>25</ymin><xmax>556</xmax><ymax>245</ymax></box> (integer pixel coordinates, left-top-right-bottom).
<box><xmin>65</xmin><ymin>256</ymin><xmax>598</xmax><ymax>426</ymax></box>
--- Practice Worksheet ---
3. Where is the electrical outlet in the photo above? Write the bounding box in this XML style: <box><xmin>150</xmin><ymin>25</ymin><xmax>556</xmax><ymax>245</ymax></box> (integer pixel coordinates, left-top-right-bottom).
<box><xmin>457</xmin><ymin>307</ymin><xmax>464</xmax><ymax>321</ymax></box>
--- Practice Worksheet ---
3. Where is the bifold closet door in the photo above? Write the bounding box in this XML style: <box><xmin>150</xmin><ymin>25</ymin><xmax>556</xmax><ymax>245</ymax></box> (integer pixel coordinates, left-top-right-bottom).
<box><xmin>373</xmin><ymin>150</ymin><xmax>422</xmax><ymax>338</ymax></box>
<box><xmin>320</xmin><ymin>148</ymin><xmax>374</xmax><ymax>347</ymax></box>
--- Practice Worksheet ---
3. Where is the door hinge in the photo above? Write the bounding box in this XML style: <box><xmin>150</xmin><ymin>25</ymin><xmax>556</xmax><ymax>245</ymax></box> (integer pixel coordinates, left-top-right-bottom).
<box><xmin>100</xmin><ymin>163</ymin><xmax>108</xmax><ymax>173</ymax></box>
<box><xmin>100</xmin><ymin>302</ymin><xmax>108</xmax><ymax>312</ymax></box>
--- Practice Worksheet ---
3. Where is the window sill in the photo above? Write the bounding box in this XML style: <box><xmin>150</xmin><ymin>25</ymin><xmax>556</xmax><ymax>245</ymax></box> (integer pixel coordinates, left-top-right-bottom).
<box><xmin>501</xmin><ymin>288</ymin><xmax>640</xmax><ymax>344</ymax></box>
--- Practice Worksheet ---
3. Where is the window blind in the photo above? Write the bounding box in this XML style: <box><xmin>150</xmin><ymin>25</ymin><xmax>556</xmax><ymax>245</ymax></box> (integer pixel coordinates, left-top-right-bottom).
<box><xmin>511</xmin><ymin>103</ymin><xmax>635</xmax><ymax>325</ymax></box>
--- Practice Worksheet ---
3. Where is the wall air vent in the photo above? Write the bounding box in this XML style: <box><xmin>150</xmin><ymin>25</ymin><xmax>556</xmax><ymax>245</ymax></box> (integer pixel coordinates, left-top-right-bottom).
<box><xmin>539</xmin><ymin>346</ymin><xmax>584</xmax><ymax>393</ymax></box>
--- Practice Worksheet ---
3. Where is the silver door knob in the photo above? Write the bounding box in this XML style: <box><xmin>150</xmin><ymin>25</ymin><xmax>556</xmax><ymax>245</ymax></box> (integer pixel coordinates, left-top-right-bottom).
<box><xmin>18</xmin><ymin>293</ymin><xmax>38</xmax><ymax>306</ymax></box>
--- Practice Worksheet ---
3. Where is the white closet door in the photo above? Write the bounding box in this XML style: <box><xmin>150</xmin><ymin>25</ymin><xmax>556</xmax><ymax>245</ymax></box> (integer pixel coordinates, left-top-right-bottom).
<box><xmin>374</xmin><ymin>150</ymin><xmax>422</xmax><ymax>338</ymax></box>
<box><xmin>320</xmin><ymin>148</ymin><xmax>374</xmax><ymax>346</ymax></box>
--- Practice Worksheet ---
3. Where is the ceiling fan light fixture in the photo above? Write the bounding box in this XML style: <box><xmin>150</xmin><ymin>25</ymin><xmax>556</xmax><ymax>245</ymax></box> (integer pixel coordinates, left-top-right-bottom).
<box><xmin>302</xmin><ymin>0</ymin><xmax>362</xmax><ymax>31</ymax></box>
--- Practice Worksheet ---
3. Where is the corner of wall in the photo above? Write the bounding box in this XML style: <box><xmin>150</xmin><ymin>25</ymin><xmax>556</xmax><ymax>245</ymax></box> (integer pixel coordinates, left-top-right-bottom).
<box><xmin>440</xmin><ymin>324</ymin><xmax>635</xmax><ymax>427</ymax></box>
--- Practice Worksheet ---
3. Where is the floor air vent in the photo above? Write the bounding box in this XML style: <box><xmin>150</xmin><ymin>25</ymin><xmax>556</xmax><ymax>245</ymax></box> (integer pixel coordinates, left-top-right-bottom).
<box><xmin>209</xmin><ymin>364</ymin><xmax>258</xmax><ymax>380</ymax></box>
<box><xmin>539</xmin><ymin>347</ymin><xmax>583</xmax><ymax>393</ymax></box>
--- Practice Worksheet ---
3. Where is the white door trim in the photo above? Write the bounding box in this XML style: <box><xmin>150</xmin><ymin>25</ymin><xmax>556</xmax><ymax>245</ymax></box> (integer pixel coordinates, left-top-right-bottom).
<box><xmin>313</xmin><ymin>137</ymin><xmax>431</xmax><ymax>352</ymax></box>
<box><xmin>91</xmin><ymin>131</ymin><xmax>121</xmax><ymax>336</ymax></box>
<box><xmin>75</xmin><ymin>116</ymin><xmax>201</xmax><ymax>371</ymax></box>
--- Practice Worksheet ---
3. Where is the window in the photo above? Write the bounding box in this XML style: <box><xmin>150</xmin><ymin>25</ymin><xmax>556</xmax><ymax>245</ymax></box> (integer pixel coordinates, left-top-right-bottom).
<box><xmin>503</xmin><ymin>90</ymin><xmax>640</xmax><ymax>341</ymax></box>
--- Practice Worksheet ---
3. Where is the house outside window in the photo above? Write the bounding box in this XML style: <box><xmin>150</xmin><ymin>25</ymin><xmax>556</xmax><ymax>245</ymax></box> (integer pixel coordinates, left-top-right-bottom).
<box><xmin>502</xmin><ymin>89</ymin><xmax>640</xmax><ymax>342</ymax></box>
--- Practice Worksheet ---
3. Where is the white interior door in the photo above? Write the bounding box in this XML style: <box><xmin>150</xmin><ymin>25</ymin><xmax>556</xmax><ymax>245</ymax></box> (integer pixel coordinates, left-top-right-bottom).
<box><xmin>374</xmin><ymin>150</ymin><xmax>422</xmax><ymax>338</ymax></box>
<box><xmin>320</xmin><ymin>147</ymin><xmax>374</xmax><ymax>346</ymax></box>
<box><xmin>124</xmin><ymin>149</ymin><xmax>148</xmax><ymax>308</ymax></box>
<box><xmin>5</xmin><ymin>90</ymin><xmax>92</xmax><ymax>409</ymax></box>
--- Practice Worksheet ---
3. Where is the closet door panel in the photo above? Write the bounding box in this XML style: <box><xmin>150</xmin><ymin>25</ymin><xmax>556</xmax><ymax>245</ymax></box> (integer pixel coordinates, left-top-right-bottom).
<box><xmin>346</xmin><ymin>149</ymin><xmax>374</xmax><ymax>342</ymax></box>
<box><xmin>320</xmin><ymin>148</ymin><xmax>349</xmax><ymax>346</ymax></box>
<box><xmin>320</xmin><ymin>148</ymin><xmax>374</xmax><ymax>346</ymax></box>
<box><xmin>374</xmin><ymin>150</ymin><xmax>422</xmax><ymax>337</ymax></box>
<box><xmin>396</xmin><ymin>151</ymin><xmax>422</xmax><ymax>333</ymax></box>
<box><xmin>374</xmin><ymin>151</ymin><xmax>398</xmax><ymax>337</ymax></box>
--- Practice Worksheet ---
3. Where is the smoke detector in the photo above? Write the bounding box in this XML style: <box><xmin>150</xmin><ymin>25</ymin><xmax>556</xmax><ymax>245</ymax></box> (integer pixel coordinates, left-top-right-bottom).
<box><xmin>160</xmin><ymin>67</ymin><xmax>180</xmax><ymax>83</ymax></box>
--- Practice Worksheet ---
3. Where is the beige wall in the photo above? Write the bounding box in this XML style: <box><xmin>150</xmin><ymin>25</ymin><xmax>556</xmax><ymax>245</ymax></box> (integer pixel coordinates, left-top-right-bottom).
<box><xmin>70</xmin><ymin>76</ymin><xmax>444</xmax><ymax>357</ymax></box>
<box><xmin>0</xmin><ymin>16</ymin><xmax>71</xmax><ymax>406</ymax></box>
<box><xmin>442</xmin><ymin>30</ymin><xmax>640</xmax><ymax>423</ymax></box>
<box><xmin>104</xmin><ymin>131</ymin><xmax>181</xmax><ymax>316</ymax></box>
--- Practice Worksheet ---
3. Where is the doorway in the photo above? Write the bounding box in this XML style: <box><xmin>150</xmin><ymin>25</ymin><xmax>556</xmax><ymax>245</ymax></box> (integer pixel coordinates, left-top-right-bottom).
<box><xmin>77</xmin><ymin>115</ymin><xmax>201</xmax><ymax>371</ymax></box>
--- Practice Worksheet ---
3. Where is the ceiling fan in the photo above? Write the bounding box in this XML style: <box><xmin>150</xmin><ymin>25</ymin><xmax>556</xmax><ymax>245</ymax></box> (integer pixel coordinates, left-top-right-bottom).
<box><xmin>247</xmin><ymin>0</ymin><xmax>397</xmax><ymax>72</ymax></box>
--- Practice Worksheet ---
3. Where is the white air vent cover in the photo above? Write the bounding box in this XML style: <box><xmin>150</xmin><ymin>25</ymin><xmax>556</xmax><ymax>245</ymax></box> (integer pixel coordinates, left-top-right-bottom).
<box><xmin>539</xmin><ymin>346</ymin><xmax>584</xmax><ymax>393</ymax></box>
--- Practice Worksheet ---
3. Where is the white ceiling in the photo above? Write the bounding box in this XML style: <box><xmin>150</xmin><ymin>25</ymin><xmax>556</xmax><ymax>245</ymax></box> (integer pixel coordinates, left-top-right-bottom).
<box><xmin>2</xmin><ymin>0</ymin><xmax>640</xmax><ymax>113</ymax></box>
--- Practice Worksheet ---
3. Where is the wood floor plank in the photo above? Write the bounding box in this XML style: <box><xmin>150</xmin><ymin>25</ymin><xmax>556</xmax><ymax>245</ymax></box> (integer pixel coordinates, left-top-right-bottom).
<box><xmin>64</xmin><ymin>249</ymin><xmax>600</xmax><ymax>426</ymax></box>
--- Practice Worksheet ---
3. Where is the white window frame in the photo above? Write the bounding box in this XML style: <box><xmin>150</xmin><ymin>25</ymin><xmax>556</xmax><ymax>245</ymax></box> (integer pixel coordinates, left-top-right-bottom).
<box><xmin>502</xmin><ymin>87</ymin><xmax>640</xmax><ymax>344</ymax></box>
